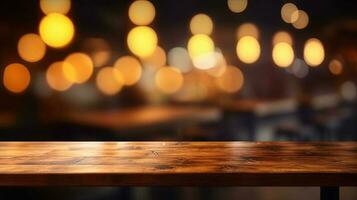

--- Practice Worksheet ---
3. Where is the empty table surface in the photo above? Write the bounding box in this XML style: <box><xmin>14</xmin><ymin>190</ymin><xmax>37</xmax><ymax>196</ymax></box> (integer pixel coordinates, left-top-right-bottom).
<box><xmin>0</xmin><ymin>142</ymin><xmax>356</xmax><ymax>186</ymax></box>
<box><xmin>61</xmin><ymin>106</ymin><xmax>221</xmax><ymax>130</ymax></box>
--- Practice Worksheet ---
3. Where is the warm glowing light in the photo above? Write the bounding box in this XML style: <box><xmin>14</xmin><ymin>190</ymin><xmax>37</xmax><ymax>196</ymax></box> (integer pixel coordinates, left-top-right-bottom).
<box><xmin>206</xmin><ymin>51</ymin><xmax>227</xmax><ymax>77</ymax></box>
<box><xmin>236</xmin><ymin>23</ymin><xmax>259</xmax><ymax>39</ymax></box>
<box><xmin>155</xmin><ymin>67</ymin><xmax>183</xmax><ymax>94</ymax></box>
<box><xmin>329</xmin><ymin>59</ymin><xmax>343</xmax><ymax>75</ymax></box>
<box><xmin>114</xmin><ymin>56</ymin><xmax>142</xmax><ymax>86</ymax></box>
<box><xmin>272</xmin><ymin>42</ymin><xmax>294</xmax><ymax>68</ymax></box>
<box><xmin>141</xmin><ymin>46</ymin><xmax>166</xmax><ymax>68</ymax></box>
<box><xmin>168</xmin><ymin>47</ymin><xmax>192</xmax><ymax>73</ymax></box>
<box><xmin>40</xmin><ymin>0</ymin><xmax>71</xmax><ymax>15</ymax></box>
<box><xmin>17</xmin><ymin>33</ymin><xmax>46</xmax><ymax>62</ymax></box>
<box><xmin>63</xmin><ymin>52</ymin><xmax>93</xmax><ymax>84</ymax></box>
<box><xmin>39</xmin><ymin>13</ymin><xmax>75</xmax><ymax>48</ymax></box>
<box><xmin>127</xmin><ymin>26</ymin><xmax>158</xmax><ymax>58</ymax></box>
<box><xmin>292</xmin><ymin>10</ymin><xmax>309</xmax><ymax>29</ymax></box>
<box><xmin>236</xmin><ymin>36</ymin><xmax>260</xmax><ymax>64</ymax></box>
<box><xmin>216</xmin><ymin>65</ymin><xmax>244</xmax><ymax>93</ymax></box>
<box><xmin>96</xmin><ymin>67</ymin><xmax>124</xmax><ymax>95</ymax></box>
<box><xmin>227</xmin><ymin>0</ymin><xmax>248</xmax><ymax>13</ymax></box>
<box><xmin>281</xmin><ymin>3</ymin><xmax>298</xmax><ymax>23</ymax></box>
<box><xmin>82</xmin><ymin>38</ymin><xmax>111</xmax><ymax>67</ymax></box>
<box><xmin>3</xmin><ymin>63</ymin><xmax>30</xmax><ymax>93</ymax></box>
<box><xmin>46</xmin><ymin>61</ymin><xmax>73</xmax><ymax>91</ymax></box>
<box><xmin>304</xmin><ymin>38</ymin><xmax>325</xmax><ymax>67</ymax></box>
<box><xmin>189</xmin><ymin>13</ymin><xmax>213</xmax><ymax>35</ymax></box>
<box><xmin>187</xmin><ymin>34</ymin><xmax>215</xmax><ymax>59</ymax></box>
<box><xmin>128</xmin><ymin>0</ymin><xmax>156</xmax><ymax>25</ymax></box>
<box><xmin>192</xmin><ymin>52</ymin><xmax>218</xmax><ymax>70</ymax></box>
<box><xmin>272</xmin><ymin>31</ymin><xmax>293</xmax><ymax>45</ymax></box>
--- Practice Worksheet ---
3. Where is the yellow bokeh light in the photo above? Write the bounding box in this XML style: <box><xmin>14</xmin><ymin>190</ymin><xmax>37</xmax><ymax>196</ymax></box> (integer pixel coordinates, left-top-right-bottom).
<box><xmin>39</xmin><ymin>13</ymin><xmax>75</xmax><ymax>48</ymax></box>
<box><xmin>46</xmin><ymin>61</ymin><xmax>73</xmax><ymax>91</ymax></box>
<box><xmin>236</xmin><ymin>36</ymin><xmax>260</xmax><ymax>64</ymax></box>
<box><xmin>40</xmin><ymin>0</ymin><xmax>71</xmax><ymax>15</ymax></box>
<box><xmin>236</xmin><ymin>23</ymin><xmax>259</xmax><ymax>39</ymax></box>
<box><xmin>141</xmin><ymin>46</ymin><xmax>166</xmax><ymax>68</ymax></box>
<box><xmin>329</xmin><ymin>59</ymin><xmax>343</xmax><ymax>75</ymax></box>
<box><xmin>216</xmin><ymin>65</ymin><xmax>244</xmax><ymax>93</ymax></box>
<box><xmin>187</xmin><ymin>34</ymin><xmax>215</xmax><ymax>59</ymax></box>
<box><xmin>272</xmin><ymin>42</ymin><xmax>294</xmax><ymax>68</ymax></box>
<box><xmin>281</xmin><ymin>3</ymin><xmax>298</xmax><ymax>23</ymax></box>
<box><xmin>304</xmin><ymin>38</ymin><xmax>325</xmax><ymax>67</ymax></box>
<box><xmin>3</xmin><ymin>63</ymin><xmax>31</xmax><ymax>93</ymax></box>
<box><xmin>96</xmin><ymin>67</ymin><xmax>124</xmax><ymax>95</ymax></box>
<box><xmin>272</xmin><ymin>31</ymin><xmax>293</xmax><ymax>45</ymax></box>
<box><xmin>155</xmin><ymin>67</ymin><xmax>183</xmax><ymax>94</ymax></box>
<box><xmin>63</xmin><ymin>52</ymin><xmax>94</xmax><ymax>84</ymax></box>
<box><xmin>190</xmin><ymin>13</ymin><xmax>214</xmax><ymax>35</ymax></box>
<box><xmin>114</xmin><ymin>56</ymin><xmax>142</xmax><ymax>86</ymax></box>
<box><xmin>227</xmin><ymin>0</ymin><xmax>248</xmax><ymax>13</ymax></box>
<box><xmin>127</xmin><ymin>26</ymin><xmax>158</xmax><ymax>58</ymax></box>
<box><xmin>128</xmin><ymin>0</ymin><xmax>156</xmax><ymax>25</ymax></box>
<box><xmin>292</xmin><ymin>10</ymin><xmax>309</xmax><ymax>29</ymax></box>
<box><xmin>17</xmin><ymin>33</ymin><xmax>46</xmax><ymax>63</ymax></box>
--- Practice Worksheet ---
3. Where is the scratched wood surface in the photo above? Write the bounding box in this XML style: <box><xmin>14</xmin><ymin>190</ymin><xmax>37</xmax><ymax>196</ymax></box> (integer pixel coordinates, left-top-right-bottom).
<box><xmin>0</xmin><ymin>142</ymin><xmax>356</xmax><ymax>186</ymax></box>
<box><xmin>62</xmin><ymin>106</ymin><xmax>221</xmax><ymax>130</ymax></box>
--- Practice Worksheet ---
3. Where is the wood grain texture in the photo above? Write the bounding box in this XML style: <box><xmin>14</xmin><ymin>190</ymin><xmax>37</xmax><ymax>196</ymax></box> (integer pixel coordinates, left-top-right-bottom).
<box><xmin>62</xmin><ymin>106</ymin><xmax>221</xmax><ymax>130</ymax></box>
<box><xmin>0</xmin><ymin>142</ymin><xmax>356</xmax><ymax>186</ymax></box>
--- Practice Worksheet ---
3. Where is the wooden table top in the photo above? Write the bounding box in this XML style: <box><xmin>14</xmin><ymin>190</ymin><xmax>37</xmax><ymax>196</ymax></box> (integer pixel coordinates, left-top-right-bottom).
<box><xmin>0</xmin><ymin>142</ymin><xmax>356</xmax><ymax>186</ymax></box>
<box><xmin>62</xmin><ymin>105</ymin><xmax>221</xmax><ymax>130</ymax></box>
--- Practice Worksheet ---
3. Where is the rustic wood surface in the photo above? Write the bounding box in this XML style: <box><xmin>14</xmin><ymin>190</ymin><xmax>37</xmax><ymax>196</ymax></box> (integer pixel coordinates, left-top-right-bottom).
<box><xmin>62</xmin><ymin>106</ymin><xmax>221</xmax><ymax>130</ymax></box>
<box><xmin>0</xmin><ymin>142</ymin><xmax>356</xmax><ymax>186</ymax></box>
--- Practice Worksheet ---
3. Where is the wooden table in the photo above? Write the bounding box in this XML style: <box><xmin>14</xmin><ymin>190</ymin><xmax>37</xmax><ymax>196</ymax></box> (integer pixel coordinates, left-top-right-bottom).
<box><xmin>61</xmin><ymin>105</ymin><xmax>221</xmax><ymax>131</ymax></box>
<box><xmin>0</xmin><ymin>142</ymin><xmax>356</xmax><ymax>199</ymax></box>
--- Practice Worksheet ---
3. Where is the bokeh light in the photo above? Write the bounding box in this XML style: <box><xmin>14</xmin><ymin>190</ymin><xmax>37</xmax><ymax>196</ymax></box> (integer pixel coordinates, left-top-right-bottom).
<box><xmin>292</xmin><ymin>10</ymin><xmax>309</xmax><ymax>29</ymax></box>
<box><xmin>141</xmin><ymin>46</ymin><xmax>166</xmax><ymax>68</ymax></box>
<box><xmin>155</xmin><ymin>67</ymin><xmax>183</xmax><ymax>94</ymax></box>
<box><xmin>168</xmin><ymin>47</ymin><xmax>192</xmax><ymax>73</ymax></box>
<box><xmin>216</xmin><ymin>65</ymin><xmax>244</xmax><ymax>93</ymax></box>
<box><xmin>46</xmin><ymin>61</ymin><xmax>73</xmax><ymax>91</ymax></box>
<box><xmin>206</xmin><ymin>50</ymin><xmax>227</xmax><ymax>77</ymax></box>
<box><xmin>289</xmin><ymin>58</ymin><xmax>309</xmax><ymax>78</ymax></box>
<box><xmin>114</xmin><ymin>56</ymin><xmax>142</xmax><ymax>86</ymax></box>
<box><xmin>227</xmin><ymin>0</ymin><xmax>248</xmax><ymax>13</ymax></box>
<box><xmin>304</xmin><ymin>38</ymin><xmax>325</xmax><ymax>67</ymax></box>
<box><xmin>17</xmin><ymin>33</ymin><xmax>46</xmax><ymax>63</ymax></box>
<box><xmin>236</xmin><ymin>23</ymin><xmax>259</xmax><ymax>39</ymax></box>
<box><xmin>39</xmin><ymin>13</ymin><xmax>75</xmax><ymax>48</ymax></box>
<box><xmin>96</xmin><ymin>67</ymin><xmax>124</xmax><ymax>96</ymax></box>
<box><xmin>272</xmin><ymin>42</ymin><xmax>294</xmax><ymax>68</ymax></box>
<box><xmin>82</xmin><ymin>38</ymin><xmax>111</xmax><ymax>67</ymax></box>
<box><xmin>340</xmin><ymin>81</ymin><xmax>357</xmax><ymax>101</ymax></box>
<box><xmin>40</xmin><ymin>0</ymin><xmax>71</xmax><ymax>15</ymax></box>
<box><xmin>236</xmin><ymin>36</ymin><xmax>260</xmax><ymax>64</ymax></box>
<box><xmin>3</xmin><ymin>63</ymin><xmax>31</xmax><ymax>93</ymax></box>
<box><xmin>128</xmin><ymin>0</ymin><xmax>156</xmax><ymax>25</ymax></box>
<box><xmin>272</xmin><ymin>31</ymin><xmax>293</xmax><ymax>45</ymax></box>
<box><xmin>189</xmin><ymin>13</ymin><xmax>214</xmax><ymax>35</ymax></box>
<box><xmin>281</xmin><ymin>3</ymin><xmax>298</xmax><ymax>23</ymax></box>
<box><xmin>329</xmin><ymin>59</ymin><xmax>343</xmax><ymax>75</ymax></box>
<box><xmin>127</xmin><ymin>26</ymin><xmax>158</xmax><ymax>58</ymax></box>
<box><xmin>187</xmin><ymin>34</ymin><xmax>215</xmax><ymax>60</ymax></box>
<box><xmin>63</xmin><ymin>52</ymin><xmax>94</xmax><ymax>84</ymax></box>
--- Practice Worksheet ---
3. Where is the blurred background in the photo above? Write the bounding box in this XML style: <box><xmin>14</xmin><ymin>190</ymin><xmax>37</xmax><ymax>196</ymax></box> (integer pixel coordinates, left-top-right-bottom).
<box><xmin>0</xmin><ymin>0</ymin><xmax>356</xmax><ymax>199</ymax></box>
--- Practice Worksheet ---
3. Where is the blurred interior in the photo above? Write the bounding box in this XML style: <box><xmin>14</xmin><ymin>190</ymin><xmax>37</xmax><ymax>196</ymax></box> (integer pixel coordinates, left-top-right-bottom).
<box><xmin>0</xmin><ymin>0</ymin><xmax>356</xmax><ymax>199</ymax></box>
